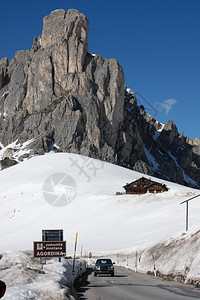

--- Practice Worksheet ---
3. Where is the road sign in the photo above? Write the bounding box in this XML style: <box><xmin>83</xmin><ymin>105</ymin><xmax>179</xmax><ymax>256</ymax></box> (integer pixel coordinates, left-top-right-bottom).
<box><xmin>42</xmin><ymin>229</ymin><xmax>63</xmax><ymax>242</ymax></box>
<box><xmin>33</xmin><ymin>241</ymin><xmax>66</xmax><ymax>258</ymax></box>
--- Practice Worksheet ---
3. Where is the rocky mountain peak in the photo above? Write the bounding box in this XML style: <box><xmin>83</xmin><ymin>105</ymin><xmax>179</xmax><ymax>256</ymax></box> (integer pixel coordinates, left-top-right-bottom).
<box><xmin>193</xmin><ymin>137</ymin><xmax>200</xmax><ymax>146</ymax></box>
<box><xmin>41</xmin><ymin>9</ymin><xmax>89</xmax><ymax>74</ymax></box>
<box><xmin>0</xmin><ymin>9</ymin><xmax>200</xmax><ymax>188</ymax></box>
<box><xmin>158</xmin><ymin>120</ymin><xmax>178</xmax><ymax>147</ymax></box>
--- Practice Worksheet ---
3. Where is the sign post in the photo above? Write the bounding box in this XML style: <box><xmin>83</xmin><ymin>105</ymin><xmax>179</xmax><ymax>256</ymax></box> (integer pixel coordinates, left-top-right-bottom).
<box><xmin>80</xmin><ymin>246</ymin><xmax>83</xmax><ymax>271</ymax></box>
<box><xmin>152</xmin><ymin>250</ymin><xmax>156</xmax><ymax>277</ymax></box>
<box><xmin>72</xmin><ymin>232</ymin><xmax>78</xmax><ymax>275</ymax></box>
<box><xmin>135</xmin><ymin>250</ymin><xmax>137</xmax><ymax>272</ymax></box>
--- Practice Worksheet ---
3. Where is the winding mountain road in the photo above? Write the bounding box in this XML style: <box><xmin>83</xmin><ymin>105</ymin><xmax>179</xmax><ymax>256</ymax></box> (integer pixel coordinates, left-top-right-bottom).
<box><xmin>75</xmin><ymin>266</ymin><xmax>200</xmax><ymax>299</ymax></box>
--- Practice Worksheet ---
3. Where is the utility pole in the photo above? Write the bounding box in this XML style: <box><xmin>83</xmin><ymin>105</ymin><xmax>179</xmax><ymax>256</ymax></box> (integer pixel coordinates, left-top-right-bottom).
<box><xmin>180</xmin><ymin>194</ymin><xmax>200</xmax><ymax>232</ymax></box>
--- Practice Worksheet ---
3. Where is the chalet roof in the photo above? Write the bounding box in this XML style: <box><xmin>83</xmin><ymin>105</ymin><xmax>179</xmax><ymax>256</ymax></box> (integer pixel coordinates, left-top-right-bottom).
<box><xmin>123</xmin><ymin>177</ymin><xmax>167</xmax><ymax>188</ymax></box>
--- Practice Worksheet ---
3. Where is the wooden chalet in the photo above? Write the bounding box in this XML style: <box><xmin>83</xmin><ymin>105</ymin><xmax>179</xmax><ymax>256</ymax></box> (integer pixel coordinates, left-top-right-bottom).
<box><xmin>123</xmin><ymin>177</ymin><xmax>169</xmax><ymax>194</ymax></box>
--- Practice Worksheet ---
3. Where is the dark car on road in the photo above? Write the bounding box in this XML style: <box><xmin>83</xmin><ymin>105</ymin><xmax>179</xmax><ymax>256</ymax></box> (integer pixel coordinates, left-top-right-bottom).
<box><xmin>94</xmin><ymin>258</ymin><xmax>115</xmax><ymax>277</ymax></box>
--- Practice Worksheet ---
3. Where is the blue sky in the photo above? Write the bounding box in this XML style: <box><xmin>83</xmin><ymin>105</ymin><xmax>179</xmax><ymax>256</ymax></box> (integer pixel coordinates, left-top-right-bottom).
<box><xmin>0</xmin><ymin>0</ymin><xmax>199</xmax><ymax>139</ymax></box>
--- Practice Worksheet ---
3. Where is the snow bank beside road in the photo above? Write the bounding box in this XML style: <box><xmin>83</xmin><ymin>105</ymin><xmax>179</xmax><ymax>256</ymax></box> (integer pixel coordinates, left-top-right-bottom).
<box><xmin>0</xmin><ymin>251</ymin><xmax>86</xmax><ymax>299</ymax></box>
<box><xmin>94</xmin><ymin>230</ymin><xmax>200</xmax><ymax>285</ymax></box>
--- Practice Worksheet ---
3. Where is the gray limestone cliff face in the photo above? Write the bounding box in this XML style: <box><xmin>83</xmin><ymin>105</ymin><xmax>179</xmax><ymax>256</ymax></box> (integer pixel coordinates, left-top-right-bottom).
<box><xmin>0</xmin><ymin>9</ymin><xmax>200</xmax><ymax>188</ymax></box>
<box><xmin>0</xmin><ymin>9</ymin><xmax>126</xmax><ymax>163</ymax></box>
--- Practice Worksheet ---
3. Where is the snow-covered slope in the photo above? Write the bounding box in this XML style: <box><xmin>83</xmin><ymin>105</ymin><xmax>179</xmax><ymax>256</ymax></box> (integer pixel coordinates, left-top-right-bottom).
<box><xmin>0</xmin><ymin>251</ymin><xmax>85</xmax><ymax>300</ymax></box>
<box><xmin>0</xmin><ymin>152</ymin><xmax>199</xmax><ymax>255</ymax></box>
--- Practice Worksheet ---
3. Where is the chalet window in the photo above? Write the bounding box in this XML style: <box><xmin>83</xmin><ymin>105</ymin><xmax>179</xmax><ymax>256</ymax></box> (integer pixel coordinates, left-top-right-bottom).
<box><xmin>140</xmin><ymin>179</ymin><xmax>146</xmax><ymax>182</ymax></box>
<box><xmin>132</xmin><ymin>184</ymin><xmax>137</xmax><ymax>187</ymax></box>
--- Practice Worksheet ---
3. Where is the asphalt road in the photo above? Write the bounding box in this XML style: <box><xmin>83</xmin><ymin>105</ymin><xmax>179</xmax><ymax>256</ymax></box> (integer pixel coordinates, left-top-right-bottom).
<box><xmin>74</xmin><ymin>267</ymin><xmax>200</xmax><ymax>300</ymax></box>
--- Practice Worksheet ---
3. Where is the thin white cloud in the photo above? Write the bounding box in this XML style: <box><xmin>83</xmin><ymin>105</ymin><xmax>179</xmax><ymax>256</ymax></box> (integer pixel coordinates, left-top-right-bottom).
<box><xmin>156</xmin><ymin>99</ymin><xmax>177</xmax><ymax>115</ymax></box>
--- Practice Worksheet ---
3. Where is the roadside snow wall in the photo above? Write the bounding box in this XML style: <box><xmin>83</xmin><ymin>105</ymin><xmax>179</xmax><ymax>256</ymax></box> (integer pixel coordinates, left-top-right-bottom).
<box><xmin>0</xmin><ymin>251</ymin><xmax>86</xmax><ymax>299</ymax></box>
<box><xmin>92</xmin><ymin>230</ymin><xmax>200</xmax><ymax>285</ymax></box>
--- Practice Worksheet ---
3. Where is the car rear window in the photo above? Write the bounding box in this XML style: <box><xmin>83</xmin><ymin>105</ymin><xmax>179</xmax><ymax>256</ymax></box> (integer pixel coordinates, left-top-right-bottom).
<box><xmin>96</xmin><ymin>259</ymin><xmax>112</xmax><ymax>264</ymax></box>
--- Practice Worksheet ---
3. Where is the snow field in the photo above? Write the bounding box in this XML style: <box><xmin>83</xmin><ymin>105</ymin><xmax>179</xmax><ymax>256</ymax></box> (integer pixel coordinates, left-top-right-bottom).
<box><xmin>0</xmin><ymin>153</ymin><xmax>198</xmax><ymax>254</ymax></box>
<box><xmin>0</xmin><ymin>152</ymin><xmax>200</xmax><ymax>298</ymax></box>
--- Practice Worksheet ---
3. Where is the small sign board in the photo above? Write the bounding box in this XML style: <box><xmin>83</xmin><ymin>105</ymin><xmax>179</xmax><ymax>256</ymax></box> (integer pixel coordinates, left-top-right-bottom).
<box><xmin>42</xmin><ymin>229</ymin><xmax>63</xmax><ymax>242</ymax></box>
<box><xmin>34</xmin><ymin>241</ymin><xmax>66</xmax><ymax>258</ymax></box>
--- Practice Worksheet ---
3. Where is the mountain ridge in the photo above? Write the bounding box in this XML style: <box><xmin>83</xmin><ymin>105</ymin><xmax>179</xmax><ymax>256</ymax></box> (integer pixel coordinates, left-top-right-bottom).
<box><xmin>0</xmin><ymin>8</ymin><xmax>199</xmax><ymax>188</ymax></box>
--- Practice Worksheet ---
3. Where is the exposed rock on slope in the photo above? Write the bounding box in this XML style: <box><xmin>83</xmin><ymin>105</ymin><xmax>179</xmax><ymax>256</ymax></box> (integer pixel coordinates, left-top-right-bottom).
<box><xmin>0</xmin><ymin>9</ymin><xmax>200</xmax><ymax>188</ymax></box>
